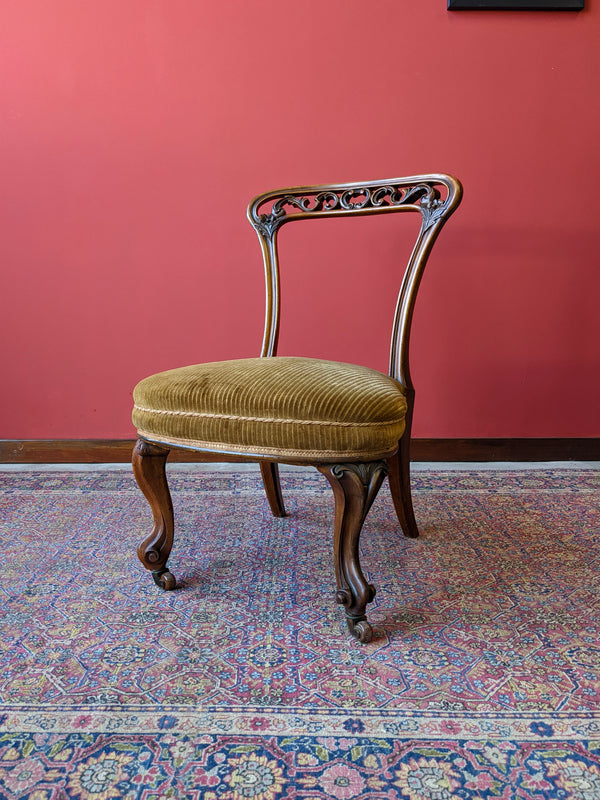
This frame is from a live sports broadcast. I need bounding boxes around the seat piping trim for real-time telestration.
[136,430,399,461]
[133,404,404,428]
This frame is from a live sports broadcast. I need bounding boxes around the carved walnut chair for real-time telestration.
[131,174,462,643]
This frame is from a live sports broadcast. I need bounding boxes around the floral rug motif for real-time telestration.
[0,467,598,798]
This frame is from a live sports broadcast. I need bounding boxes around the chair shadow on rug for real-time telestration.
[131,174,462,643]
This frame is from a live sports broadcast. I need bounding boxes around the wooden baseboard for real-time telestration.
[0,438,598,463]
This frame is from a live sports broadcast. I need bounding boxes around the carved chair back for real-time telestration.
[248,175,462,398]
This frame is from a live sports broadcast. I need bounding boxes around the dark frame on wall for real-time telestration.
[448,0,583,8]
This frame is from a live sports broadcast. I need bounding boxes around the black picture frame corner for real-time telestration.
[448,0,583,9]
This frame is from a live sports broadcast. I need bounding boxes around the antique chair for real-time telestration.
[131,174,462,643]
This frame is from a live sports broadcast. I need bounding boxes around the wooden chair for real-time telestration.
[131,174,462,642]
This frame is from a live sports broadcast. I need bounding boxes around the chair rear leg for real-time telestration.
[260,461,287,517]
[387,427,419,539]
[318,461,388,643]
[132,438,177,590]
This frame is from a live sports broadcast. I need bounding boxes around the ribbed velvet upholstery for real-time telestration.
[132,356,407,462]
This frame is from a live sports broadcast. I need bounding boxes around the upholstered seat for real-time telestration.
[133,357,407,462]
[131,175,462,642]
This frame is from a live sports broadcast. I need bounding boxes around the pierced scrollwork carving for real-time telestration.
[273,191,340,215]
[251,182,447,238]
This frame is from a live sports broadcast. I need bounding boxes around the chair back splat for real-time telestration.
[132,174,463,643]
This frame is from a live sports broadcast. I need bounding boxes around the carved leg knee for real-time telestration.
[318,461,388,643]
[132,438,176,590]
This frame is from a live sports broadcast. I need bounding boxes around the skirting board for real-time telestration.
[0,439,598,463]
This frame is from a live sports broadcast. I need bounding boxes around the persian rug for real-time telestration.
[0,467,599,799]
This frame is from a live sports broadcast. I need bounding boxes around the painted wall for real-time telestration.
[1,1,598,439]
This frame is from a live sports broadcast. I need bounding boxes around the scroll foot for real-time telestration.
[347,618,373,644]
[152,567,177,591]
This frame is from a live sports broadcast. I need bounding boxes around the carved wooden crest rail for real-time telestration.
[250,180,450,239]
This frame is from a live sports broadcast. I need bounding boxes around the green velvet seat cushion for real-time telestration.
[132,356,407,462]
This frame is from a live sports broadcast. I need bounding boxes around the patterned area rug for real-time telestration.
[0,467,599,799]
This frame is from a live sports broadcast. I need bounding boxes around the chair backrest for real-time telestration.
[247,174,462,397]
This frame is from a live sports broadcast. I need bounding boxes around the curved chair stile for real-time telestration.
[131,174,463,643]
[247,175,463,541]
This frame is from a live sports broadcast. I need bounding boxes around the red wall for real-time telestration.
[1,1,598,439]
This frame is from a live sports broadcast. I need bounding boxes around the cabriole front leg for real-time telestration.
[132,438,176,590]
[318,461,388,643]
